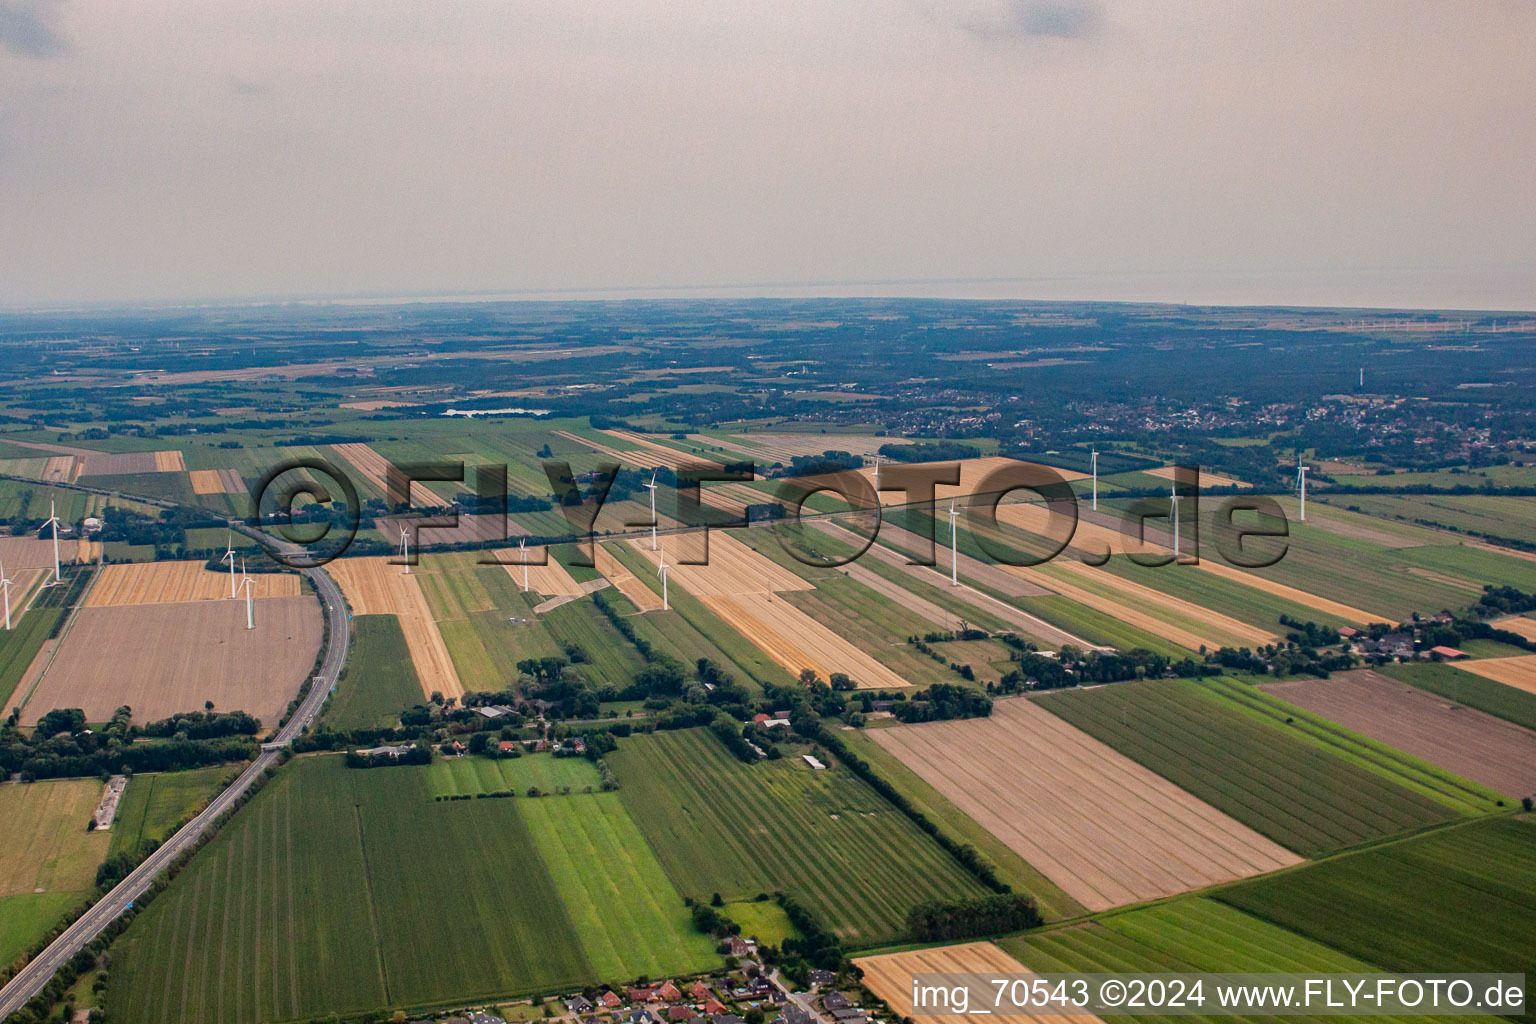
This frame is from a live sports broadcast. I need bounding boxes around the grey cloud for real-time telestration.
[0,0,68,59]
[964,0,1102,41]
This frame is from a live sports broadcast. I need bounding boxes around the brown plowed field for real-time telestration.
[41,456,77,483]
[870,697,1301,911]
[595,544,663,611]
[13,597,322,726]
[1454,655,1536,695]
[1262,670,1536,798]
[84,562,301,607]
[702,591,909,689]
[626,531,811,597]
[330,443,395,496]
[325,557,462,698]
[0,538,63,571]
[856,942,1101,1024]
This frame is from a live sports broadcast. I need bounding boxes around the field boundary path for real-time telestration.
[0,559,349,1022]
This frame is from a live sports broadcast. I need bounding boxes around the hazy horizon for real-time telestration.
[3,0,1533,311]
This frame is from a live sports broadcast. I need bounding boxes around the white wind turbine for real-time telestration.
[872,454,882,492]
[657,541,670,611]
[45,500,61,585]
[399,528,411,575]
[643,470,659,551]
[1,558,13,631]
[519,538,529,592]
[1296,455,1308,522]
[239,558,254,630]
[222,531,237,597]
[1090,449,1098,511]
[1170,479,1181,560]
[947,501,959,586]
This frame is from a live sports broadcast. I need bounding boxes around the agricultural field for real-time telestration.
[836,727,1084,921]
[0,607,61,710]
[724,899,800,947]
[868,697,1300,912]
[1004,898,1498,1024]
[781,576,964,684]
[107,768,232,859]
[324,615,425,731]
[0,777,113,965]
[1451,653,1536,695]
[608,727,990,946]
[856,942,1101,1024]
[1261,671,1536,799]
[1217,817,1536,1014]
[109,755,716,1023]
[9,596,322,726]
[1328,493,1536,551]
[426,754,601,797]
[1380,662,1536,732]
[326,555,463,698]
[83,560,303,607]
[1035,678,1463,857]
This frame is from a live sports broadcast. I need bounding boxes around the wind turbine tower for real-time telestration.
[1170,480,1181,560]
[240,559,254,630]
[948,501,959,586]
[657,542,670,611]
[45,501,61,586]
[1090,449,1098,510]
[400,530,411,575]
[644,470,659,551]
[222,532,237,597]
[872,454,882,493]
[519,538,529,592]
[1297,458,1308,522]
[1,559,13,631]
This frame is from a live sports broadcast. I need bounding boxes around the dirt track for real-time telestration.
[11,597,322,726]
[856,942,1101,1024]
[870,697,1300,911]
[1262,670,1536,798]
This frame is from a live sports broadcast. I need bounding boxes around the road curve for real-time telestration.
[0,565,349,1022]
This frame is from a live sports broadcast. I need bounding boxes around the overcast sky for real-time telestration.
[1,0,1533,310]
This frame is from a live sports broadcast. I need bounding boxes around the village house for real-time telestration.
[690,982,714,1002]
[808,970,836,988]
[601,991,624,1008]
[656,981,683,1002]
[567,996,594,1014]
[726,935,757,957]
[821,993,852,1012]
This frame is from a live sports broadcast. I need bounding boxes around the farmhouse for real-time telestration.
[726,935,757,956]
[1430,645,1468,660]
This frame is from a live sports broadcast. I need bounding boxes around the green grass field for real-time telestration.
[0,607,60,710]
[0,891,88,967]
[110,755,715,1023]
[1380,662,1536,732]
[1035,679,1462,857]
[1003,897,1497,1024]
[725,899,801,947]
[836,728,1084,921]
[1217,817,1536,1020]
[325,615,426,730]
[426,754,601,796]
[108,768,231,859]
[608,727,990,947]
[0,777,113,966]
[783,578,957,684]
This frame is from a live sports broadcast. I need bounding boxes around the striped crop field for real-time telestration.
[323,615,425,731]
[1217,817,1536,1020]
[607,727,990,947]
[1035,678,1463,857]
[110,755,715,1023]
[1004,898,1497,1024]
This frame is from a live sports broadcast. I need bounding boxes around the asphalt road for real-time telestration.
[0,564,349,1021]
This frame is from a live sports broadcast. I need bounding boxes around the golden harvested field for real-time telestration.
[1262,670,1536,798]
[330,442,395,496]
[153,450,186,472]
[12,597,322,726]
[0,778,112,898]
[325,557,462,698]
[596,543,662,611]
[626,530,811,597]
[84,561,302,607]
[500,547,584,597]
[0,538,63,571]
[1454,655,1536,695]
[856,943,1101,1024]
[871,697,1300,911]
[1493,616,1536,643]
[1014,561,1276,651]
[41,456,78,483]
[702,591,909,689]
[601,428,724,469]
[75,540,101,564]
[1145,465,1243,489]
[188,468,245,495]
